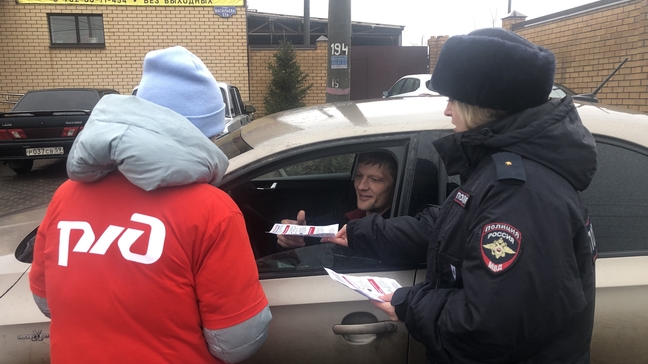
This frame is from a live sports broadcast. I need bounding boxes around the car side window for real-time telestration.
[258,155,355,179]
[549,87,567,99]
[229,86,243,116]
[219,88,232,118]
[402,78,420,94]
[388,79,407,96]
[401,130,451,217]
[228,153,359,260]
[226,148,411,276]
[580,140,648,256]
[406,132,441,215]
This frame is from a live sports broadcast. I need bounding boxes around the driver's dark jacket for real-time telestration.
[388,97,598,364]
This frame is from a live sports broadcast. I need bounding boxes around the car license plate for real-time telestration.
[25,147,64,156]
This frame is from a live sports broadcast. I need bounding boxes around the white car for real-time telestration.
[217,82,256,136]
[382,74,440,98]
[1,96,647,363]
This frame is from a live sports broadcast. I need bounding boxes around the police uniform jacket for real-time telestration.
[345,204,439,265]
[391,97,598,364]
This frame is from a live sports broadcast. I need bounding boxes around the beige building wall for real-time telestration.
[0,2,250,112]
[248,39,328,118]
[428,0,648,112]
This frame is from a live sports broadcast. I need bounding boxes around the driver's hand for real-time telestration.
[277,210,306,248]
[321,224,348,247]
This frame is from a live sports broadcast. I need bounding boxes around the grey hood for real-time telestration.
[67,94,229,191]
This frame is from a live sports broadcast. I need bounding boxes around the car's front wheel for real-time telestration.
[9,160,34,174]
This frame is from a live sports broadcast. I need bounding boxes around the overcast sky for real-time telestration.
[245,0,597,45]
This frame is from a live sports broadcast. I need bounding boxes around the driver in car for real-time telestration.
[277,151,396,249]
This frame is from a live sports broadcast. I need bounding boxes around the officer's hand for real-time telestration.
[321,224,348,247]
[277,210,306,248]
[370,293,399,322]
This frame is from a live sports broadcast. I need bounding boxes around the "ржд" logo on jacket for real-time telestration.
[57,213,165,266]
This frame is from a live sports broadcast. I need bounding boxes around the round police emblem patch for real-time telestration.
[480,222,522,274]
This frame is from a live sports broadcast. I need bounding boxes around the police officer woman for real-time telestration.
[371,28,598,364]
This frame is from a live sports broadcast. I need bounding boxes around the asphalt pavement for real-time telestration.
[0,159,68,218]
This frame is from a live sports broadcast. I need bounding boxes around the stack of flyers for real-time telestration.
[324,268,402,302]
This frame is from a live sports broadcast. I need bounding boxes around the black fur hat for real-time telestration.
[431,28,556,112]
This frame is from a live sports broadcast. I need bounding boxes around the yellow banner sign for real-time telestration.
[17,0,243,5]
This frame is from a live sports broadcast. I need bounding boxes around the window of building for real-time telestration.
[48,14,105,47]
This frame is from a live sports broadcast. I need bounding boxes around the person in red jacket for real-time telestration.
[29,46,271,364]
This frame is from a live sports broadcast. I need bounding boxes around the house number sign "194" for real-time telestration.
[330,42,349,69]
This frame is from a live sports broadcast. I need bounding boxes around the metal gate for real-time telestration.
[350,46,429,101]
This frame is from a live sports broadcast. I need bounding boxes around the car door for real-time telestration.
[229,86,253,126]
[221,86,247,133]
[579,136,648,364]
[220,132,445,364]
[219,87,235,133]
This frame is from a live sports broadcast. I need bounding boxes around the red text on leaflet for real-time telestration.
[343,277,357,288]
[368,279,385,294]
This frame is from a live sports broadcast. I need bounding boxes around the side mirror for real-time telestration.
[15,227,38,264]
[244,104,257,114]
[382,91,389,98]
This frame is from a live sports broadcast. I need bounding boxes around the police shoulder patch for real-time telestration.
[480,222,522,274]
[453,189,470,207]
[491,152,526,182]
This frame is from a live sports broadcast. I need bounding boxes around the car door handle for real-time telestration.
[332,321,398,335]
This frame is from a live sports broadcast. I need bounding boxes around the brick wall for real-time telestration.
[428,0,648,112]
[248,39,328,118]
[511,0,647,111]
[0,2,249,112]
[427,35,448,76]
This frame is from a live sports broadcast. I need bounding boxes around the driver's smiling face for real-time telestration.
[354,162,395,215]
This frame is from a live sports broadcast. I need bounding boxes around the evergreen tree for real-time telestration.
[264,40,313,115]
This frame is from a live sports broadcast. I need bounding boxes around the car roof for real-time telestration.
[24,88,118,93]
[221,97,449,175]
[397,74,432,81]
[575,101,648,145]
[222,97,648,175]
[240,96,451,147]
